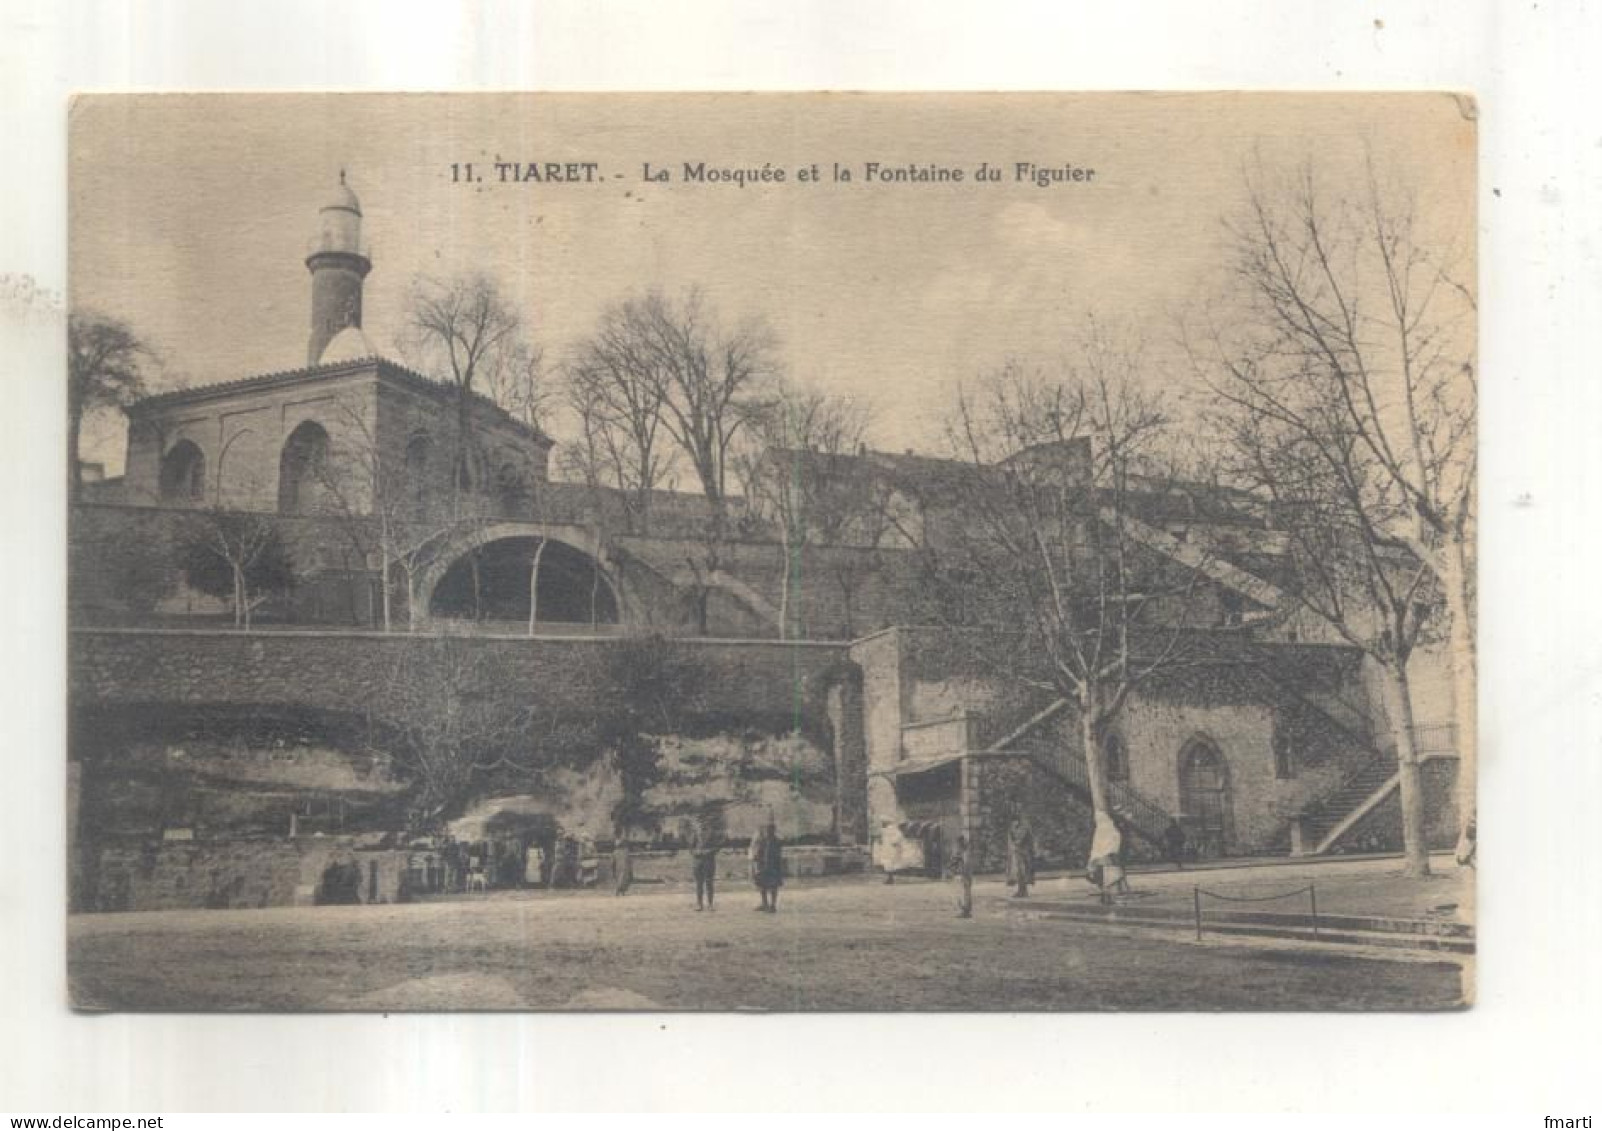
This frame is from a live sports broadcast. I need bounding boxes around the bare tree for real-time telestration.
[566,287,777,506]
[1212,368,1442,874]
[566,287,777,633]
[371,638,547,830]
[178,509,295,630]
[482,339,551,434]
[562,300,675,527]
[403,273,524,507]
[739,382,875,638]
[1197,157,1476,859]
[931,337,1220,833]
[639,288,777,506]
[311,397,481,633]
[68,310,152,498]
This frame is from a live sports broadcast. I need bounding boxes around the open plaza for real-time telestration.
[68,854,1470,1012]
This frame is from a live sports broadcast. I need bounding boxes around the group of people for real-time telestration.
[605,815,787,913]
[944,811,1136,917]
[404,835,537,896]
[524,835,601,890]
[686,816,785,913]
[943,815,1037,919]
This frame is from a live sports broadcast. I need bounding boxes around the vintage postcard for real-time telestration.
[65,92,1476,1011]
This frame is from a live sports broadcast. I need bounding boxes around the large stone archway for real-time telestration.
[410,521,633,630]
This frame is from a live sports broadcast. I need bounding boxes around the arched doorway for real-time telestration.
[403,433,432,518]
[159,440,206,503]
[1178,738,1232,859]
[278,421,331,514]
[428,536,620,627]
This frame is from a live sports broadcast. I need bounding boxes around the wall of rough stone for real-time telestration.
[71,504,388,625]
[70,628,845,730]
[87,838,411,912]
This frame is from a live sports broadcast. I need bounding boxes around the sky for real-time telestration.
[68,92,1475,473]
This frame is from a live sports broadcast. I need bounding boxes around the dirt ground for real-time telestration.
[68,871,1469,1012]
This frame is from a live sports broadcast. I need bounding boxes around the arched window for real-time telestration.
[278,421,331,514]
[404,433,432,517]
[1178,738,1232,859]
[1103,733,1129,783]
[496,463,531,517]
[159,440,206,503]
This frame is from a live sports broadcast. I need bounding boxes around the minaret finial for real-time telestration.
[339,167,347,186]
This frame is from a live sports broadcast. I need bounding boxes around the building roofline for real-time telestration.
[130,358,551,444]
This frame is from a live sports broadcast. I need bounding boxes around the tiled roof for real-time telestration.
[131,356,550,443]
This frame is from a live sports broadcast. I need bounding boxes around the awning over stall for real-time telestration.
[869,752,969,780]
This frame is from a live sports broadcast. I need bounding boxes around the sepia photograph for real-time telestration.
[62,92,1477,1012]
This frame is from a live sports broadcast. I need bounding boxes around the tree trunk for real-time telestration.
[1383,662,1432,877]
[777,531,793,641]
[232,566,245,629]
[379,543,393,634]
[1444,536,1476,836]
[1078,689,1112,823]
[527,538,547,635]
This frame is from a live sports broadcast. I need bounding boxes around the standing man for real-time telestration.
[612,830,633,896]
[690,817,718,911]
[1006,815,1035,899]
[749,815,785,913]
[948,833,974,919]
[1162,818,1189,872]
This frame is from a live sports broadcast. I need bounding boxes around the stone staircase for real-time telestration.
[1251,664,1416,857]
[1296,755,1401,854]
[1298,741,1461,856]
[984,699,1178,855]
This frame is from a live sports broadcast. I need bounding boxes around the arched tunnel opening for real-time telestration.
[428,536,620,626]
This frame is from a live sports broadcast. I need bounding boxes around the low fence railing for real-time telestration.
[1193,883,1319,940]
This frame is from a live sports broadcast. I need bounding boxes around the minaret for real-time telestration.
[304,170,372,367]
